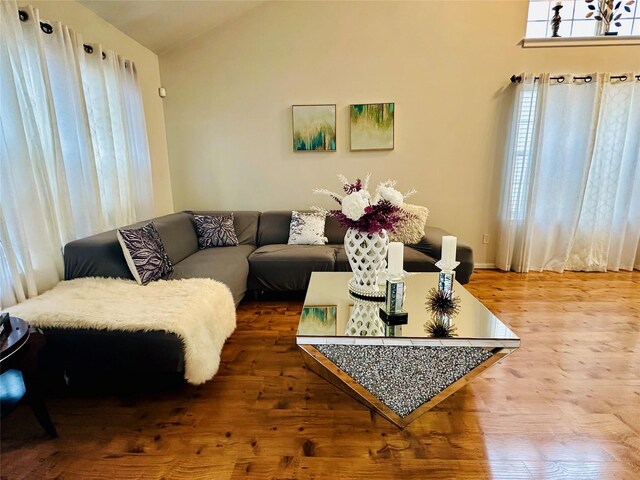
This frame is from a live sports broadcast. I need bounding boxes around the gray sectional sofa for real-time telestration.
[45,210,473,384]
[64,210,474,306]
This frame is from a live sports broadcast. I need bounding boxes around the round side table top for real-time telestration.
[0,317,30,363]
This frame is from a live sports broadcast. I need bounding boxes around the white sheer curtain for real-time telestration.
[497,72,640,273]
[0,2,154,308]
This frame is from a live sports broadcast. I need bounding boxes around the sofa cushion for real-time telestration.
[150,212,199,265]
[117,222,173,285]
[188,211,260,246]
[288,211,328,245]
[194,213,239,248]
[248,244,336,291]
[165,245,255,307]
[335,245,439,273]
[389,204,430,244]
[257,211,293,246]
[325,215,347,244]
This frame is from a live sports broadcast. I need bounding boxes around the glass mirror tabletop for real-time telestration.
[297,272,520,348]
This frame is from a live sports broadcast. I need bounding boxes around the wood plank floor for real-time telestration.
[1,270,639,479]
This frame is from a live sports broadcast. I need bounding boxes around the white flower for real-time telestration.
[376,185,404,207]
[342,191,369,220]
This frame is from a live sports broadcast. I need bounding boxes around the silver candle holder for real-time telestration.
[379,270,409,331]
[435,260,459,293]
[384,270,407,314]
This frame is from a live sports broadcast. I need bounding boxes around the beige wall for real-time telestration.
[30,0,174,216]
[160,0,639,265]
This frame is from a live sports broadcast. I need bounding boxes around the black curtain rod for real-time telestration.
[17,9,125,64]
[510,74,640,83]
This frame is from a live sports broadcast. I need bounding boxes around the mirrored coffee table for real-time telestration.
[297,272,520,428]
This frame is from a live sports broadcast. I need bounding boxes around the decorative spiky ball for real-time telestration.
[423,316,458,338]
[425,287,461,319]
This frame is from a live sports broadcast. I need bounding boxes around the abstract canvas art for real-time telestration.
[298,306,337,335]
[292,104,336,151]
[350,103,394,151]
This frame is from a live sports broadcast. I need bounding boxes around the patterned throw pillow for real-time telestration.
[117,222,173,285]
[388,204,430,244]
[288,211,328,245]
[194,213,239,249]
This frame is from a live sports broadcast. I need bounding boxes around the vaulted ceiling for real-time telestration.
[79,0,265,54]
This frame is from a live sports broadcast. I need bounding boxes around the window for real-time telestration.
[525,0,640,38]
[0,3,154,308]
[509,85,538,221]
[498,74,640,273]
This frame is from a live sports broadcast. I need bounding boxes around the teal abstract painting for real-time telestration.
[298,306,337,335]
[350,103,394,151]
[292,104,336,151]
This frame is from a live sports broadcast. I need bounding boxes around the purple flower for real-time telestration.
[314,175,415,234]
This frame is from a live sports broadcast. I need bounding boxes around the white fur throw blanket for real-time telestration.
[8,277,236,385]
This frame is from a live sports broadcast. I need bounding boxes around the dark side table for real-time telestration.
[1,316,58,438]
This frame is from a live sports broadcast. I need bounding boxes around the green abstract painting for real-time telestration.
[350,103,394,151]
[298,306,337,335]
[292,104,336,151]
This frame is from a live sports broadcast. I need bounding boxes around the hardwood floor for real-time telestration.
[1,270,639,479]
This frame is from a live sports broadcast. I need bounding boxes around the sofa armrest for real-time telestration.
[64,231,133,281]
[409,226,474,284]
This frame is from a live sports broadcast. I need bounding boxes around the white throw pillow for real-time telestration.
[389,204,430,244]
[288,211,328,245]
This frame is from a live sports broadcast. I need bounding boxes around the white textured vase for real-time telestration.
[345,300,385,336]
[344,228,389,294]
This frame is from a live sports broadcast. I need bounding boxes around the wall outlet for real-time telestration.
[482,234,490,244]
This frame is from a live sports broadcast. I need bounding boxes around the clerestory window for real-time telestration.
[525,0,640,38]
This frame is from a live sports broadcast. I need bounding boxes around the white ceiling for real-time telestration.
[79,0,264,55]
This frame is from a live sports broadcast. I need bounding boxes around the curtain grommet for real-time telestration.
[40,22,53,34]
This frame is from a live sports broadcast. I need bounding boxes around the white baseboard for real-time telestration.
[472,264,639,271]
[474,263,497,269]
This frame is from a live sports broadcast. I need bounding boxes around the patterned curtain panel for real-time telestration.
[0,1,154,308]
[497,72,640,273]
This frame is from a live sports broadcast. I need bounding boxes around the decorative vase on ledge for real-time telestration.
[344,228,389,295]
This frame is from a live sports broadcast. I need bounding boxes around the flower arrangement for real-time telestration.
[313,174,415,235]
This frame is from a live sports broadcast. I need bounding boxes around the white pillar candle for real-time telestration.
[441,236,457,265]
[387,242,404,275]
